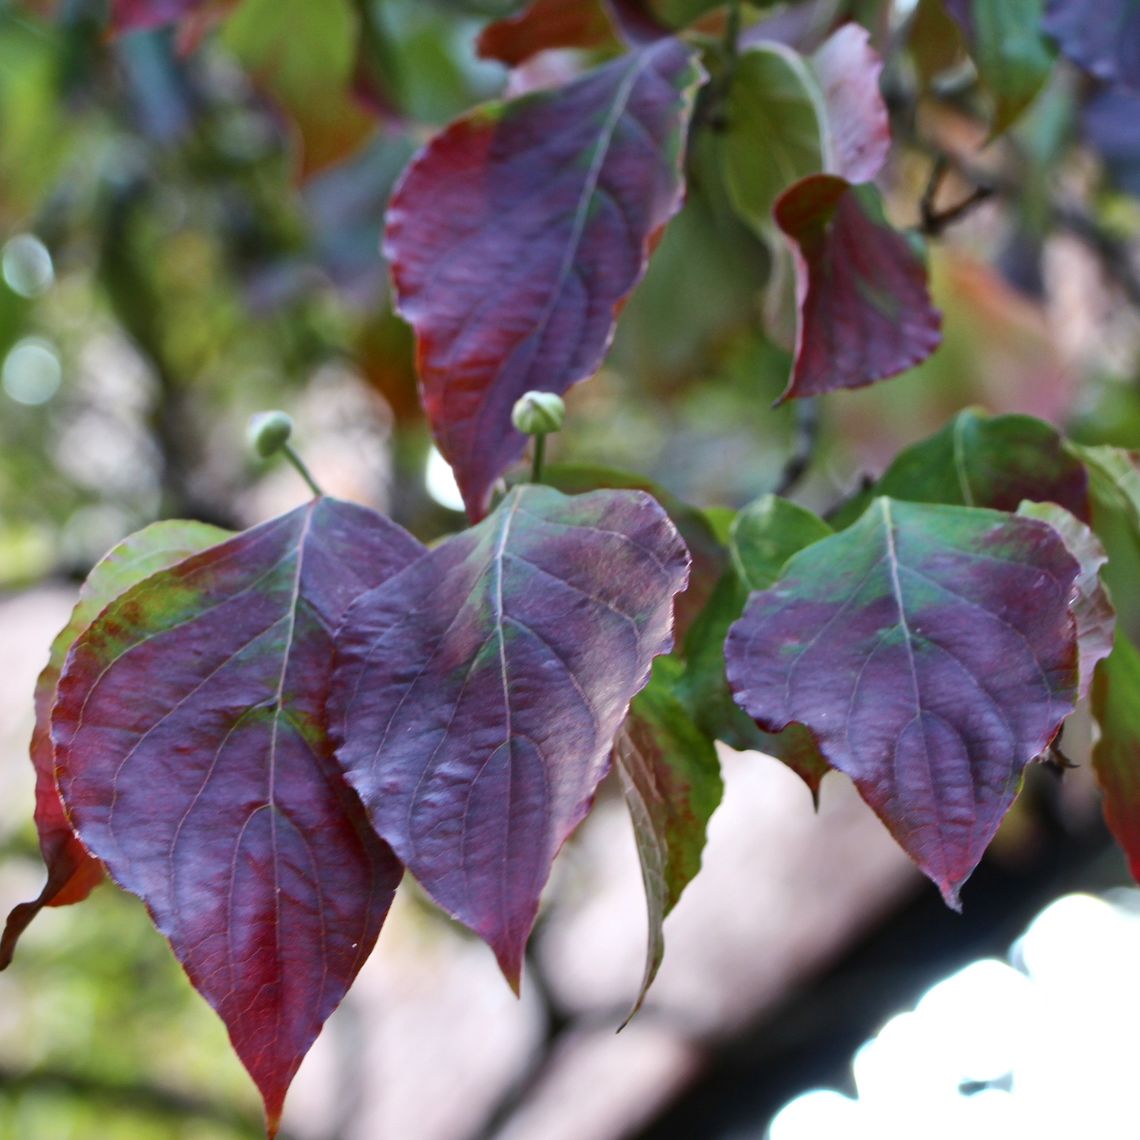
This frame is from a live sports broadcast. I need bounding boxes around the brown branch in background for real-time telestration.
[918,154,996,237]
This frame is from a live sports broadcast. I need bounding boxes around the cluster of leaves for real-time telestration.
[7,0,1140,1136]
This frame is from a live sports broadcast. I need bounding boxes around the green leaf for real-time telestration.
[721,44,825,236]
[832,409,1091,528]
[944,0,1056,134]
[1093,633,1140,885]
[615,660,722,1021]
[731,492,832,590]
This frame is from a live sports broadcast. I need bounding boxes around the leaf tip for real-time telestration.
[939,880,965,913]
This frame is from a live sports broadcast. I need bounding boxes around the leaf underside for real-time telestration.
[331,484,690,989]
[384,38,705,518]
[726,497,1079,906]
[53,499,423,1135]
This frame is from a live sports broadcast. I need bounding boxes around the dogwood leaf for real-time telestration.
[53,499,423,1137]
[726,498,1079,906]
[384,39,704,518]
[331,485,689,989]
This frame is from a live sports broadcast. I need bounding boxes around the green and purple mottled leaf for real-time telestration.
[1092,633,1140,884]
[331,485,689,989]
[615,659,722,1021]
[384,39,705,518]
[774,174,942,401]
[1,521,232,972]
[942,0,1055,133]
[1017,501,1114,698]
[1043,0,1140,91]
[53,499,423,1137]
[726,498,1080,906]
[831,409,1091,527]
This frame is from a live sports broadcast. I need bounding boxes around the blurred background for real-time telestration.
[2,0,1140,1136]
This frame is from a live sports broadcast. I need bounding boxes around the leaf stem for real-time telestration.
[282,443,324,498]
[531,434,546,484]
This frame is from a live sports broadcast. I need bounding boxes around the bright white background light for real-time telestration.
[2,337,62,405]
[767,890,1140,1140]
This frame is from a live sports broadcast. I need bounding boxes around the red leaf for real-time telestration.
[476,0,618,66]
[1093,634,1140,884]
[774,174,942,400]
[331,485,689,989]
[52,499,423,1135]
[726,498,1079,906]
[384,39,705,518]
[1,520,232,971]
[1043,0,1140,92]
[812,23,890,182]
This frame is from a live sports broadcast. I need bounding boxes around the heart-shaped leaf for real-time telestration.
[384,39,705,518]
[774,174,942,400]
[1093,633,1140,883]
[1017,501,1114,699]
[1042,0,1140,91]
[615,659,722,1021]
[726,498,1080,905]
[331,484,689,988]
[831,408,1092,527]
[942,0,1055,133]
[1,520,232,971]
[53,499,423,1137]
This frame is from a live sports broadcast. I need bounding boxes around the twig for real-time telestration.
[918,155,996,237]
[773,398,821,498]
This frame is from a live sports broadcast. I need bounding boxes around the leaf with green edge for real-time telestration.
[615,657,722,1022]
[1042,0,1140,92]
[1017,501,1114,699]
[384,38,705,519]
[676,496,832,797]
[831,409,1092,528]
[721,43,826,236]
[942,0,1055,134]
[331,484,689,989]
[1093,633,1140,883]
[774,174,942,401]
[1,520,232,972]
[810,22,890,183]
[53,499,423,1137]
[726,497,1080,906]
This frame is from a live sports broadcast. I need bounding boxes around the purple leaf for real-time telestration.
[1043,0,1140,91]
[774,174,942,400]
[476,0,618,66]
[615,661,722,1020]
[384,39,705,518]
[812,23,890,182]
[110,0,206,34]
[331,485,690,988]
[726,498,1079,906]
[1,520,232,971]
[53,499,423,1136]
[1083,87,1140,196]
